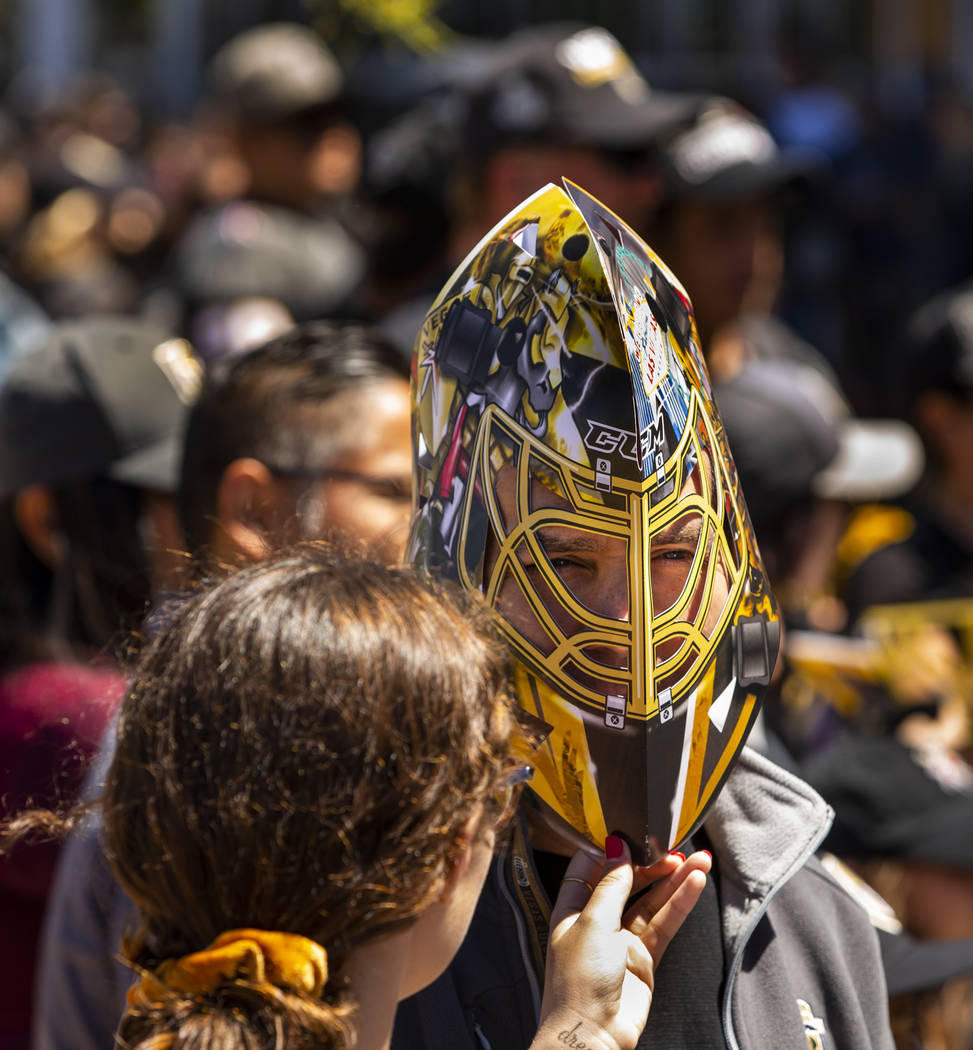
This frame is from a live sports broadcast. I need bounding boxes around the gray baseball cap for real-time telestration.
[716,358,923,530]
[207,22,344,125]
[0,316,202,498]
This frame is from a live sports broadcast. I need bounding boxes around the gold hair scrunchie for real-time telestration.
[127,929,328,1005]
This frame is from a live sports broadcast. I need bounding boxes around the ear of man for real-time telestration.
[215,458,299,564]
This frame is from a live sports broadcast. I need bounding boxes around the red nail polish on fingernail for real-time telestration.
[668,850,685,862]
[606,834,624,859]
[702,850,712,859]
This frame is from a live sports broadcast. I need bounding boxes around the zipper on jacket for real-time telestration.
[720,817,833,1050]
[495,818,549,1019]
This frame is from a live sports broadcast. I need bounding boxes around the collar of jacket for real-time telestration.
[706,746,834,930]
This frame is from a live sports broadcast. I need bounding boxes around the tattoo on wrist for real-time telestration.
[557,1021,595,1048]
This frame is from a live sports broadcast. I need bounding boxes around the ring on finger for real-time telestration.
[562,876,595,892]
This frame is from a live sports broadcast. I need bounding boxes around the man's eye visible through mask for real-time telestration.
[519,553,587,576]
[548,556,586,571]
[654,547,695,561]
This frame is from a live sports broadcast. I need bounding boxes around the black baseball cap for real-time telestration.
[804,733,973,869]
[896,282,973,417]
[0,316,201,498]
[462,23,701,155]
[207,22,344,126]
[716,358,923,529]
[878,928,973,996]
[819,852,973,995]
[658,96,816,200]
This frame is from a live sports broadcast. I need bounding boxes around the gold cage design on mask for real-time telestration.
[455,388,749,724]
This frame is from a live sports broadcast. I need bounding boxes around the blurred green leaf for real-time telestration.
[305,0,453,57]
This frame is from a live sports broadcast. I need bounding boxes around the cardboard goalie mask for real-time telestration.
[408,180,780,863]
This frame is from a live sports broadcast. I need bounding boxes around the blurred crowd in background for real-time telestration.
[2,4,973,1050]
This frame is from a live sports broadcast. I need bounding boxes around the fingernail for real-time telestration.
[701,850,712,859]
[605,834,624,859]
[668,850,686,861]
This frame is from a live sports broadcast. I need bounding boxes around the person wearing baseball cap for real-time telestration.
[642,96,819,377]
[841,283,973,621]
[0,315,201,637]
[716,359,971,1045]
[170,23,365,357]
[450,23,700,253]
[361,22,701,357]
[715,356,923,628]
[712,355,925,780]
[0,315,200,1046]
[640,99,901,629]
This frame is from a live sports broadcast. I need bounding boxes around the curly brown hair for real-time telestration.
[103,542,516,1049]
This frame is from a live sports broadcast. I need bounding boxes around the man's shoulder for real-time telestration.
[780,850,879,924]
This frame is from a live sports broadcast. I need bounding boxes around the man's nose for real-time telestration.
[577,569,630,670]
[587,571,630,622]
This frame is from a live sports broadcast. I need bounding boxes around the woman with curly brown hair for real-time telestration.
[95,542,520,1050]
[10,542,708,1050]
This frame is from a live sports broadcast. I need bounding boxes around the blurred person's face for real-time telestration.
[456,143,660,261]
[240,118,361,209]
[292,378,413,562]
[771,497,850,632]
[307,121,362,198]
[0,155,30,240]
[15,482,185,598]
[240,126,315,207]
[659,194,779,348]
[915,389,973,501]
[902,863,973,940]
[85,88,141,149]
